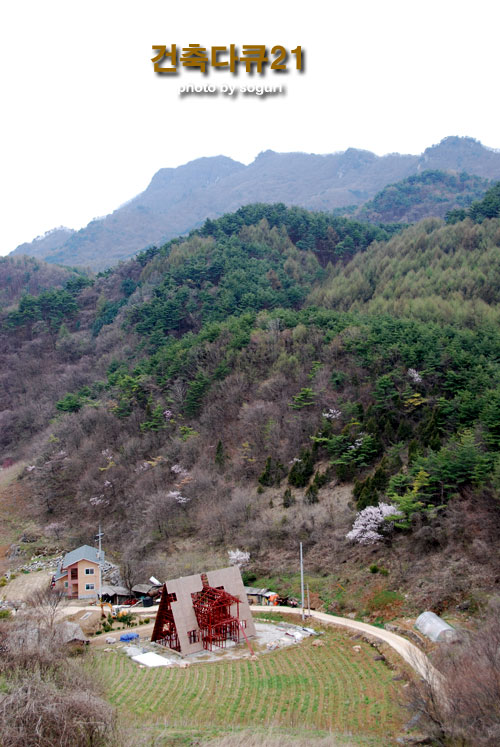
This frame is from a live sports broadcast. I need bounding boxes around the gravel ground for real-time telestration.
[94,621,316,666]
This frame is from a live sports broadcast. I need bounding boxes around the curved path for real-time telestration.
[250,605,442,688]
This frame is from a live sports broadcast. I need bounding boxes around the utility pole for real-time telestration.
[95,525,104,601]
[300,541,304,623]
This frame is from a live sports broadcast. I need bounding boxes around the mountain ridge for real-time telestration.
[11,136,500,270]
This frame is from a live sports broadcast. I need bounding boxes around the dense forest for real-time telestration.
[2,184,500,613]
[337,170,490,224]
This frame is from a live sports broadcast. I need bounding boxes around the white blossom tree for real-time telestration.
[408,368,423,384]
[228,549,250,568]
[346,502,403,545]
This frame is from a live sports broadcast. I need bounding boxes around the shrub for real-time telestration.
[56,393,82,413]
[290,387,316,409]
[258,456,286,487]
[0,670,117,747]
[305,483,319,504]
[241,571,257,585]
[288,449,314,487]
[330,370,346,390]
[117,612,134,627]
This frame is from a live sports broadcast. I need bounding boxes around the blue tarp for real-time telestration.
[120,632,140,641]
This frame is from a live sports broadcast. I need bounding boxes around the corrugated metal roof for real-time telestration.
[244,587,270,596]
[101,584,130,597]
[62,544,103,568]
[132,584,153,594]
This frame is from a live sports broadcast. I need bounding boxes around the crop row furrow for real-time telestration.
[91,627,405,739]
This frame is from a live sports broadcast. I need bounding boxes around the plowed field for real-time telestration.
[92,627,405,744]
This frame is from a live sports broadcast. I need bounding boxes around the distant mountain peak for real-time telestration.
[147,154,244,191]
[255,149,277,159]
[424,136,486,156]
[11,137,500,270]
[33,226,74,242]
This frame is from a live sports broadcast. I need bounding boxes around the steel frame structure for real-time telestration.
[151,581,243,652]
[191,584,241,651]
[151,591,181,651]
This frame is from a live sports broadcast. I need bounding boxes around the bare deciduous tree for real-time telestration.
[0,671,118,747]
[29,586,68,631]
[0,608,119,747]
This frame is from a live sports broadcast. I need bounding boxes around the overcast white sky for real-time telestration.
[1,0,499,254]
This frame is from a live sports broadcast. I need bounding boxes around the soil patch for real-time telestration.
[1,569,52,603]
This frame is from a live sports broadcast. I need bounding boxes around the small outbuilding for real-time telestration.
[244,587,271,605]
[100,584,131,605]
[132,584,152,598]
[243,587,281,605]
[59,621,90,646]
[415,611,459,642]
[132,583,162,603]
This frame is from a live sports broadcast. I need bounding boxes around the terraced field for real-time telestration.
[92,626,406,744]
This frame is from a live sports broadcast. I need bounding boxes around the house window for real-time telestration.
[70,568,78,580]
[85,583,95,591]
[188,629,199,644]
[85,568,95,575]
[64,581,68,588]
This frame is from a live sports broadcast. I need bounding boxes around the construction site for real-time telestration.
[151,566,256,655]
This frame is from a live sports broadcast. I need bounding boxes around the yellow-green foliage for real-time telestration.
[310,217,500,325]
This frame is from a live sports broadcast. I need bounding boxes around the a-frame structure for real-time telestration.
[151,566,256,655]
[151,589,180,651]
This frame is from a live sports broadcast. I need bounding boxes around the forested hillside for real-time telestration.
[0,256,87,310]
[338,170,490,224]
[2,187,500,614]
